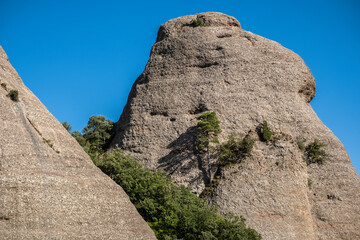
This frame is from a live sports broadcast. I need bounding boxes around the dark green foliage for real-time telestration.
[82,115,114,156]
[71,130,87,146]
[96,149,261,240]
[1,82,7,89]
[61,121,72,132]
[191,17,205,27]
[70,114,261,239]
[197,112,221,134]
[7,89,18,101]
[297,138,306,152]
[196,112,221,151]
[68,115,114,160]
[200,175,221,198]
[219,135,255,167]
[305,139,327,165]
[261,121,272,141]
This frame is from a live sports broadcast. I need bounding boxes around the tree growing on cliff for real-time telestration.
[261,120,272,141]
[196,111,221,151]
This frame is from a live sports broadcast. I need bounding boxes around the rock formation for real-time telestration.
[109,12,360,239]
[0,46,155,239]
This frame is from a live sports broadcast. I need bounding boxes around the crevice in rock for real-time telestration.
[243,35,257,46]
[197,154,211,188]
[327,194,341,201]
[0,216,10,221]
[26,117,60,154]
[217,33,233,38]
[189,103,208,115]
[190,62,219,68]
[135,74,149,85]
[150,110,169,117]
[298,82,316,103]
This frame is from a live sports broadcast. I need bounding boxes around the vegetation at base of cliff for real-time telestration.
[196,111,221,151]
[62,115,114,160]
[260,121,272,141]
[96,149,261,240]
[219,135,255,167]
[191,17,205,27]
[68,115,261,240]
[62,121,72,132]
[7,89,19,101]
[304,139,327,165]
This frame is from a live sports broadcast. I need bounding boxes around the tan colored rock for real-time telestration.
[0,46,155,239]
[110,12,360,240]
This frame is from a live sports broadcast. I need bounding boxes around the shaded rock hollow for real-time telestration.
[0,46,156,239]
[110,12,360,239]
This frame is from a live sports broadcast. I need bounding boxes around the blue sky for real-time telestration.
[1,0,359,175]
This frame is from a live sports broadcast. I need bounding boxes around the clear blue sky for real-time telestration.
[1,0,359,175]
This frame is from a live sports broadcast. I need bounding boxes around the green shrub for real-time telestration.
[305,139,327,165]
[7,89,19,102]
[297,138,306,152]
[261,121,272,141]
[1,82,7,89]
[96,149,261,240]
[196,112,221,151]
[219,135,255,167]
[191,17,205,27]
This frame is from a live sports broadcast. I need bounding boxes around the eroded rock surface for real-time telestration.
[0,46,155,239]
[110,12,360,239]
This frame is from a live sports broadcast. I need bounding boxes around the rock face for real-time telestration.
[0,46,155,239]
[110,12,360,240]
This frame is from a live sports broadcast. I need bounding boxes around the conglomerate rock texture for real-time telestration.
[0,46,155,239]
[110,12,360,240]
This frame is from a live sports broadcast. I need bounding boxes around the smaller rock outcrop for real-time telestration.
[0,46,156,239]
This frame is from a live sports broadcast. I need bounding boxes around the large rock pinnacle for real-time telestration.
[110,12,360,239]
[0,46,156,239]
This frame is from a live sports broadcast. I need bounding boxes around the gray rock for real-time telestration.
[110,12,360,239]
[0,46,156,239]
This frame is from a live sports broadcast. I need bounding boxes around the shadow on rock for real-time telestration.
[158,126,212,187]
